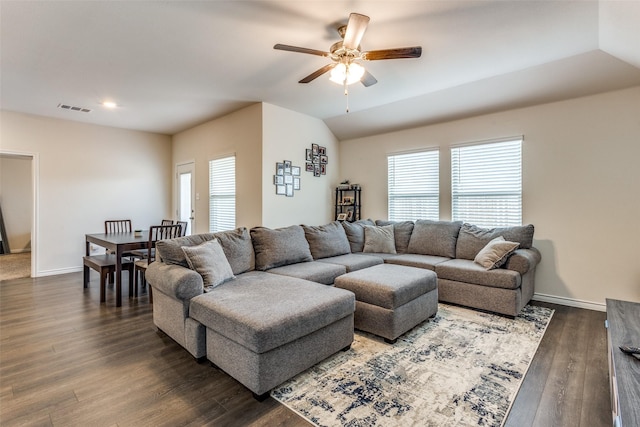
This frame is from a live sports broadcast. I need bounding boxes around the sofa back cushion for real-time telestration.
[407,220,462,258]
[251,225,313,270]
[155,227,254,275]
[341,219,375,252]
[375,220,414,254]
[303,221,351,259]
[456,223,535,260]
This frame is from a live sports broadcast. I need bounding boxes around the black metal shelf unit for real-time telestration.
[334,187,361,222]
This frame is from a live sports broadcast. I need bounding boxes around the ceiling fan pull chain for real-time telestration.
[344,79,350,113]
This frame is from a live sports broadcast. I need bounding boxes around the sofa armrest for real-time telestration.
[503,247,541,275]
[146,261,204,301]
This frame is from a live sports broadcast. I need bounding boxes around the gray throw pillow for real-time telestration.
[363,225,397,254]
[181,239,235,291]
[251,225,313,270]
[303,221,351,259]
[407,220,462,258]
[341,219,375,253]
[375,220,414,254]
[474,236,520,270]
[456,223,535,260]
[156,233,216,267]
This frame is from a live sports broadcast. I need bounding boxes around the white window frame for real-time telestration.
[451,137,523,227]
[388,149,439,221]
[209,155,236,233]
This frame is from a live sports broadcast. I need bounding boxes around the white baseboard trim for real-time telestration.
[37,266,82,277]
[532,293,606,312]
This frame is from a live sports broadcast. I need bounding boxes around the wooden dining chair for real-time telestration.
[134,224,183,301]
[177,221,188,236]
[161,219,174,225]
[105,219,132,234]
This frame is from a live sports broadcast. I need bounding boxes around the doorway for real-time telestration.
[0,151,37,278]
[176,162,195,235]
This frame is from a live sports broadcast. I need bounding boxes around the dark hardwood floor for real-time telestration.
[1,272,611,426]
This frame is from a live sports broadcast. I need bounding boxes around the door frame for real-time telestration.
[0,149,39,278]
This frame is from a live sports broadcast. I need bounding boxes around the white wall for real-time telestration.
[339,86,640,307]
[0,110,172,276]
[0,156,32,252]
[261,103,340,228]
[172,104,263,232]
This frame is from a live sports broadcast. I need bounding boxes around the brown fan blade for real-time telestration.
[342,13,370,50]
[362,47,422,61]
[360,70,377,87]
[299,63,337,83]
[274,44,330,57]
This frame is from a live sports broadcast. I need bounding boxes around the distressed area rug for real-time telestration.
[271,304,553,427]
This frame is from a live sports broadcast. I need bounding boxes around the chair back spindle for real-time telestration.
[105,220,132,234]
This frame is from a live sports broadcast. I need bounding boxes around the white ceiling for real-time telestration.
[1,1,639,140]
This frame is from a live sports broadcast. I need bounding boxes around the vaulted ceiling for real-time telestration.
[1,1,639,140]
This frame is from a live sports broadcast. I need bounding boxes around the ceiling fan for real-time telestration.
[274,12,422,88]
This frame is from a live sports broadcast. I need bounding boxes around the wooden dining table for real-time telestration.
[85,231,148,307]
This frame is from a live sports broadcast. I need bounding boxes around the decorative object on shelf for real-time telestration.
[305,143,327,177]
[274,160,301,197]
[335,185,361,222]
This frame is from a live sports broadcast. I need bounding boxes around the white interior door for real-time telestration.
[176,162,195,235]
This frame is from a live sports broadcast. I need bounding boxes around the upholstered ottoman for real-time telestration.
[334,264,438,343]
[189,271,355,400]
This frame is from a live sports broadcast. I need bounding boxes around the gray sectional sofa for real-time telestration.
[146,219,540,399]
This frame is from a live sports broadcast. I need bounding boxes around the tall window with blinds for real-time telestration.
[451,137,522,227]
[388,150,439,221]
[209,155,236,233]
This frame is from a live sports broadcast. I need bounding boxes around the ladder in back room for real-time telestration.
[0,202,10,254]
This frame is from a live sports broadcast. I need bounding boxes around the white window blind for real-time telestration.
[388,150,439,221]
[209,155,235,233]
[451,138,522,227]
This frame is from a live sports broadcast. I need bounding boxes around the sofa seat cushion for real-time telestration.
[435,259,521,290]
[317,253,384,272]
[267,261,346,285]
[334,264,437,310]
[385,253,451,271]
[189,271,355,354]
[303,221,351,259]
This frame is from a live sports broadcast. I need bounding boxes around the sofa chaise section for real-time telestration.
[189,271,355,399]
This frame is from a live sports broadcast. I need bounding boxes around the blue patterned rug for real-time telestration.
[271,304,553,427]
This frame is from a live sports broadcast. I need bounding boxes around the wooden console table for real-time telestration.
[605,299,640,427]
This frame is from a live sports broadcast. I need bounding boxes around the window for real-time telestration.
[388,150,439,221]
[451,137,522,227]
[209,155,235,232]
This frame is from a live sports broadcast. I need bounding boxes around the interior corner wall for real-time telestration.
[261,103,339,228]
[339,86,640,307]
[171,103,263,232]
[0,110,172,276]
[0,156,32,252]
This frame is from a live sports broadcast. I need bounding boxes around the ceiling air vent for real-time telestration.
[57,103,92,113]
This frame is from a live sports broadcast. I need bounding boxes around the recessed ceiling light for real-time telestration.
[102,101,117,109]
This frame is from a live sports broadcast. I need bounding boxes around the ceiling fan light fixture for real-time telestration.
[329,62,365,85]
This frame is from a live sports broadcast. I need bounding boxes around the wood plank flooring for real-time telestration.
[1,272,611,426]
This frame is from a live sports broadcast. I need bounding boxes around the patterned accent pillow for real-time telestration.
[363,225,397,254]
[181,239,235,290]
[303,221,351,259]
[251,225,313,271]
[474,236,520,270]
